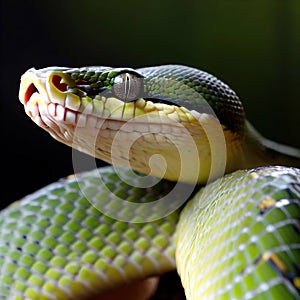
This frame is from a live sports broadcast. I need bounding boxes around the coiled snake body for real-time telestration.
[1,65,300,299]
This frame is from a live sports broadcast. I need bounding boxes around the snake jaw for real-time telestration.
[20,68,201,130]
[19,68,79,130]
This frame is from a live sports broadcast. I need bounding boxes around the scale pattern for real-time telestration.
[177,166,300,299]
[5,64,300,299]
[0,167,180,300]
[139,64,244,133]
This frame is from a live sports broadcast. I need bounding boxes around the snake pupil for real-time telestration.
[112,72,143,102]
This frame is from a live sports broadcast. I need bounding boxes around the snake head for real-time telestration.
[19,65,244,183]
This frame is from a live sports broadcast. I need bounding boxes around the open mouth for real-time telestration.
[24,74,69,104]
[21,73,76,128]
[24,83,39,104]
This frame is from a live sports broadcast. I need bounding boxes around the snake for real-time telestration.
[0,64,300,299]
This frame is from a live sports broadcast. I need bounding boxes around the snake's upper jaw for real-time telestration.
[19,67,75,128]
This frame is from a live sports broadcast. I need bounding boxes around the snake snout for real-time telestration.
[19,70,46,106]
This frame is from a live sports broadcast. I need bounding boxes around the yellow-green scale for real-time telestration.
[0,166,180,299]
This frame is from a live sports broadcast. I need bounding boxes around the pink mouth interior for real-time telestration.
[24,75,68,105]
[24,83,38,104]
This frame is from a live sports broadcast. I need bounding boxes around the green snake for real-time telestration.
[1,64,300,299]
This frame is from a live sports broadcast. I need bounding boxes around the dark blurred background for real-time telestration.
[1,0,300,208]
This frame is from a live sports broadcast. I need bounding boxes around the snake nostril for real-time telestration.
[52,75,67,92]
[24,83,38,104]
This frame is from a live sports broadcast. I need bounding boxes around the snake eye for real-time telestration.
[112,72,143,102]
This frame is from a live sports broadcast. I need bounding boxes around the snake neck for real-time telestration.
[232,121,300,170]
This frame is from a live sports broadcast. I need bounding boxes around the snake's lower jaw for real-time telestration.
[68,116,230,184]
